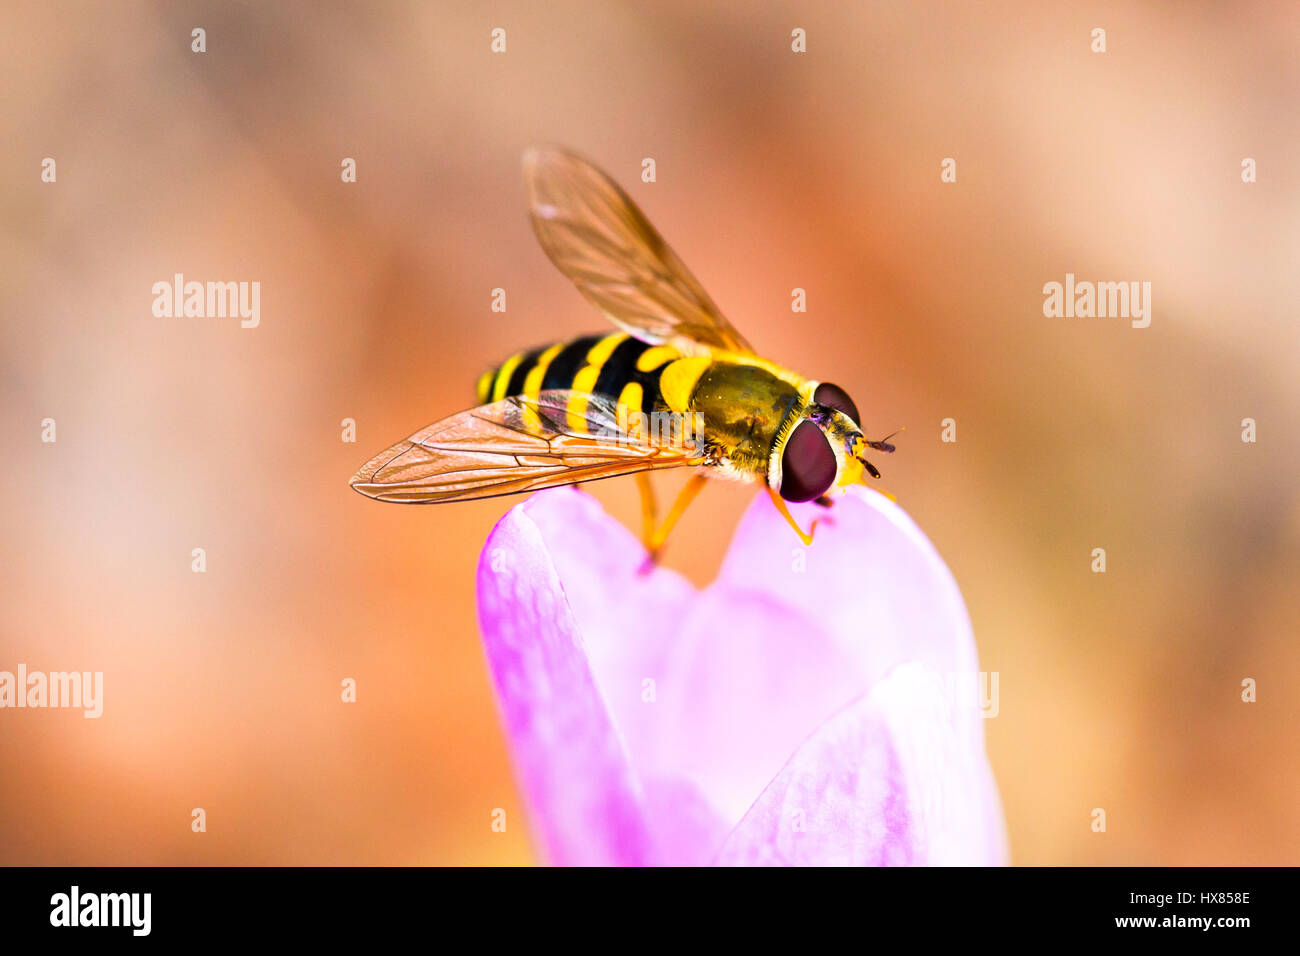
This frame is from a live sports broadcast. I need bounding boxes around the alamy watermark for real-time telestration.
[589,404,706,454]
[50,886,150,936]
[942,670,999,719]
[1043,273,1151,328]
[0,665,103,718]
[151,273,260,328]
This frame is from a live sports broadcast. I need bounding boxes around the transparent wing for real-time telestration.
[349,390,707,503]
[524,146,755,355]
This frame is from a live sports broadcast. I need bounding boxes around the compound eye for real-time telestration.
[780,421,837,502]
[813,382,860,425]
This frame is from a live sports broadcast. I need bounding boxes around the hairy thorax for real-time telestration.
[688,360,806,481]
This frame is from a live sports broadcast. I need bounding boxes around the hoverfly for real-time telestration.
[350,147,897,560]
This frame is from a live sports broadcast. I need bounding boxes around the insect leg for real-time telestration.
[639,472,708,570]
[765,484,817,546]
[636,473,658,549]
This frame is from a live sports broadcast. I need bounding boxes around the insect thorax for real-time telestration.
[689,362,804,480]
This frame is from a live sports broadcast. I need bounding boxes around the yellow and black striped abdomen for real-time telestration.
[476,332,688,421]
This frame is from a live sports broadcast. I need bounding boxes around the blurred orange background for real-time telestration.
[2,1,1297,865]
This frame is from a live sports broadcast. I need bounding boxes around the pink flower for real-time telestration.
[475,485,1007,866]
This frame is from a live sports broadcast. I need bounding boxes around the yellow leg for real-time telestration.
[640,472,708,568]
[765,484,816,546]
[636,473,657,548]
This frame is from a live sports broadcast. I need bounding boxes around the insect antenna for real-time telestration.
[853,427,902,480]
[866,427,902,454]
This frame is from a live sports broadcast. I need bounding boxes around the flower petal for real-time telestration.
[716,663,1007,865]
[646,486,998,830]
[516,489,732,863]
[476,499,656,865]
[480,484,1005,866]
[719,486,982,685]
[515,490,864,841]
[517,488,696,751]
